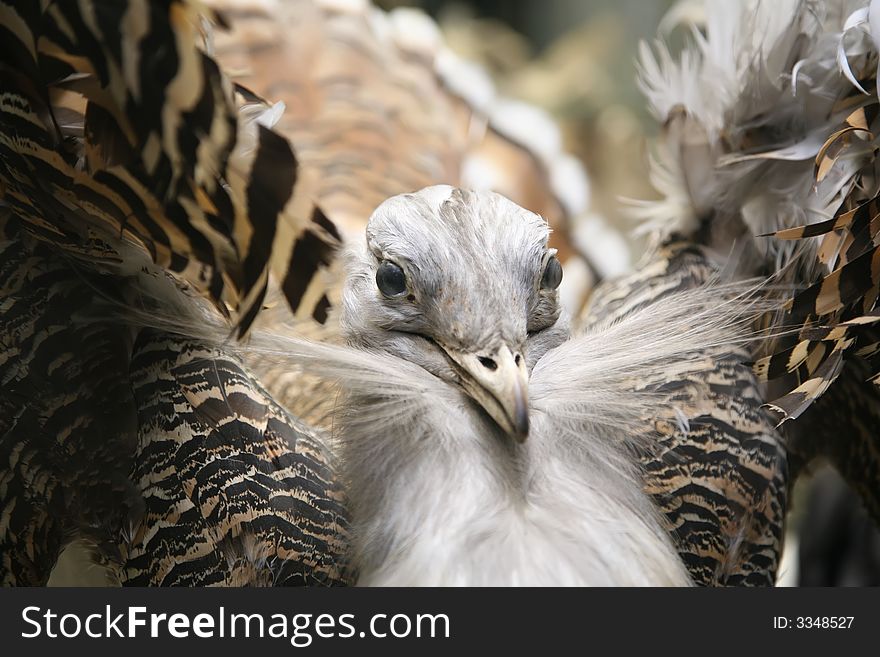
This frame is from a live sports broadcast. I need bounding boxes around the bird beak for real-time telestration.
[442,343,530,442]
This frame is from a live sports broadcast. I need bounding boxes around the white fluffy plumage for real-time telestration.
[635,0,877,277]
[231,278,763,586]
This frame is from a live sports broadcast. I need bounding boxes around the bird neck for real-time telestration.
[338,390,692,586]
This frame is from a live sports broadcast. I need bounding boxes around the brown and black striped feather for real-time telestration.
[0,225,141,585]
[119,331,351,586]
[786,355,880,527]
[755,86,880,421]
[0,220,351,586]
[584,241,788,586]
[0,0,340,336]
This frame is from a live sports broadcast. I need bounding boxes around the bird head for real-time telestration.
[341,185,567,442]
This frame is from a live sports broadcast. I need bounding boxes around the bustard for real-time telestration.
[12,0,880,588]
[0,0,787,588]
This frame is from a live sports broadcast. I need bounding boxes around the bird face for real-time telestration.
[341,185,565,441]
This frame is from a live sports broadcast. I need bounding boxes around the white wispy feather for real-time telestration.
[120,265,774,587]
[635,0,876,278]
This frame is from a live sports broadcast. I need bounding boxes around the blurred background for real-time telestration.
[377,0,673,250]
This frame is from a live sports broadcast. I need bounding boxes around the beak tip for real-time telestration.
[444,343,531,443]
[513,409,530,443]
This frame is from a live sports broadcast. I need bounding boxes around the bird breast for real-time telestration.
[338,387,692,586]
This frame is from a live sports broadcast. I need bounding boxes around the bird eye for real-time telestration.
[541,256,563,290]
[376,260,408,297]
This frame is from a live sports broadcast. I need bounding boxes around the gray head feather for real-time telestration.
[342,186,566,371]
